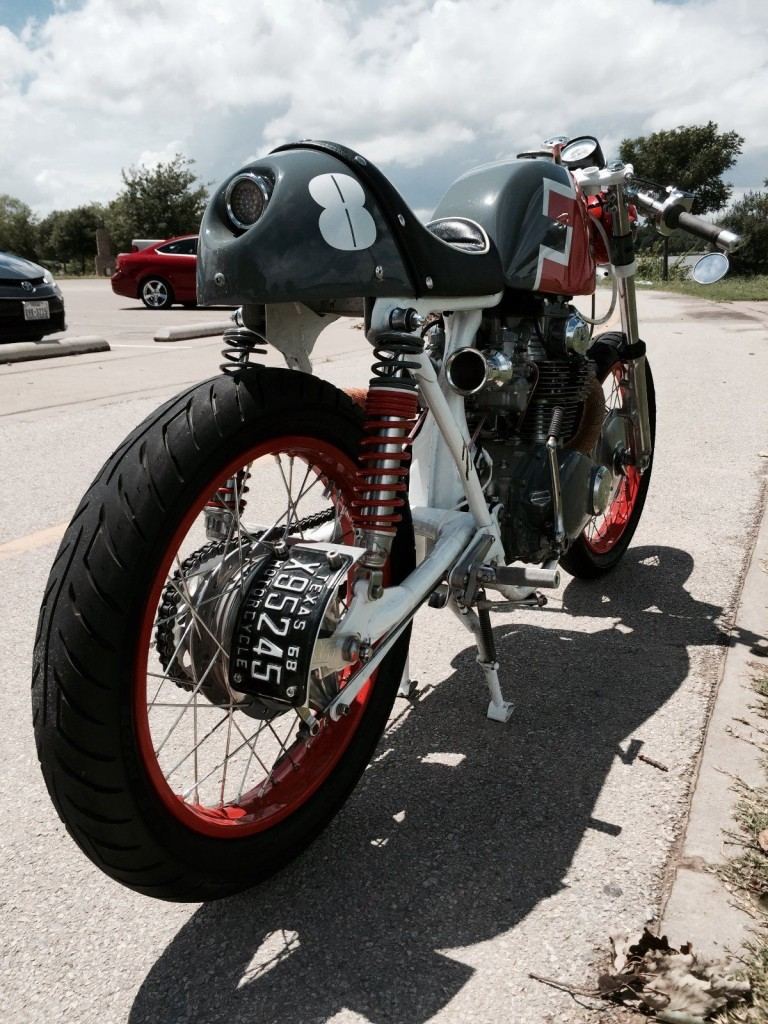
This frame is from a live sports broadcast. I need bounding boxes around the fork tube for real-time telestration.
[612,183,652,471]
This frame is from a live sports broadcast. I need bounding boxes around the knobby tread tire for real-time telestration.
[32,369,414,902]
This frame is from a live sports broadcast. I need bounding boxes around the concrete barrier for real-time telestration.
[0,336,111,364]
[154,321,230,343]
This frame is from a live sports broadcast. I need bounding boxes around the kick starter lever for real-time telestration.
[546,407,566,549]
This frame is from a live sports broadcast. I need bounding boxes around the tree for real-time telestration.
[38,204,105,272]
[721,183,768,276]
[0,194,39,259]
[105,154,208,252]
[619,121,744,214]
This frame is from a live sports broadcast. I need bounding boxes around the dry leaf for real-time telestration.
[601,929,750,1019]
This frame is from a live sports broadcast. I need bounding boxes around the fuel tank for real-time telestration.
[197,141,504,307]
[432,157,596,296]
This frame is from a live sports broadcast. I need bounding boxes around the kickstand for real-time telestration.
[397,655,419,700]
[450,597,513,723]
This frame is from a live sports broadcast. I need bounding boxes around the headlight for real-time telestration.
[42,268,55,285]
[225,173,271,231]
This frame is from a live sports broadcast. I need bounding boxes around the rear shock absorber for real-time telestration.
[352,329,422,571]
[220,308,267,376]
[205,470,250,540]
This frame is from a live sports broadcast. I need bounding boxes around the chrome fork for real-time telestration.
[611,182,653,472]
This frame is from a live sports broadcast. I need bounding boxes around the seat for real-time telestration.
[272,140,505,298]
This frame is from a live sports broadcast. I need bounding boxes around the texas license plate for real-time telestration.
[23,300,50,321]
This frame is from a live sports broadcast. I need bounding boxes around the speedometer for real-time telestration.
[561,136,605,170]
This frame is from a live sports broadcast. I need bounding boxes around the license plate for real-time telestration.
[23,300,50,321]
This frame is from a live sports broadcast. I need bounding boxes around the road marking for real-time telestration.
[0,522,68,561]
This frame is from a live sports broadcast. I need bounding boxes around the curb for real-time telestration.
[0,336,110,364]
[662,479,768,956]
[154,321,230,343]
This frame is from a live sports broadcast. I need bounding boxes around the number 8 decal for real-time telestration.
[308,173,377,251]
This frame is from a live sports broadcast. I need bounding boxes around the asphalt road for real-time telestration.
[1,280,767,1024]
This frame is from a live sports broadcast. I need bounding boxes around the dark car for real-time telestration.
[111,235,198,309]
[0,252,65,342]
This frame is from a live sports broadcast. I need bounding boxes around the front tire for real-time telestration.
[33,369,414,901]
[561,355,655,579]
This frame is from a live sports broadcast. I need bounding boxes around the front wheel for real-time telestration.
[561,355,655,579]
[140,276,174,309]
[33,370,414,901]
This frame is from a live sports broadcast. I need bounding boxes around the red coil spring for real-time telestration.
[352,386,419,533]
[205,471,250,514]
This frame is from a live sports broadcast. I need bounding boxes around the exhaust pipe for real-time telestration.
[445,348,514,395]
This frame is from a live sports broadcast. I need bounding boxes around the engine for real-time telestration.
[440,297,608,564]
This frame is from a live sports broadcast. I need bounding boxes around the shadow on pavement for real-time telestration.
[130,545,750,1024]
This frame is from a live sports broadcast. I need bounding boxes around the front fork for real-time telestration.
[611,183,653,472]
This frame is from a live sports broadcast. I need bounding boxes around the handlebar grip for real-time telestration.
[666,209,742,253]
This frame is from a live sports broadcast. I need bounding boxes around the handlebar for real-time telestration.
[633,190,742,253]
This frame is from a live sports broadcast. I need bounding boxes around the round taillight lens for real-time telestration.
[225,173,271,231]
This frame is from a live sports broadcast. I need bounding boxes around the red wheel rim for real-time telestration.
[583,464,641,554]
[582,364,643,555]
[134,437,379,838]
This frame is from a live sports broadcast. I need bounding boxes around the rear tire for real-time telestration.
[140,276,174,309]
[32,369,414,901]
[561,356,655,579]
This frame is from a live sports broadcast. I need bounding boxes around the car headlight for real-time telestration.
[42,268,55,285]
[225,173,271,231]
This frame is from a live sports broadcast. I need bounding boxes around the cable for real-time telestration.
[579,214,618,326]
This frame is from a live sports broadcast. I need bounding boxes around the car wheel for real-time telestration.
[140,277,175,310]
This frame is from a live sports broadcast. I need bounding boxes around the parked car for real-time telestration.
[111,235,198,309]
[0,252,65,342]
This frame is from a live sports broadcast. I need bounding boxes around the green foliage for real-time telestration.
[633,222,691,254]
[0,194,39,259]
[722,187,768,276]
[38,204,106,272]
[635,242,690,282]
[105,154,208,253]
[620,121,744,213]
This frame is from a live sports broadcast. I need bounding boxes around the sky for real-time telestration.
[1,0,766,219]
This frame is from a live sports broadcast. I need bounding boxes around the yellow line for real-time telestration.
[0,522,68,561]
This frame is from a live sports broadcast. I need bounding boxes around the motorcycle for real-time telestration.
[32,135,741,901]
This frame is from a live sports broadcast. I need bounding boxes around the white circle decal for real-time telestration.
[308,173,377,251]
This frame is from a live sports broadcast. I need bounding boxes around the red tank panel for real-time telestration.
[536,176,596,296]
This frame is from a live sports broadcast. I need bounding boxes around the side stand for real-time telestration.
[450,597,513,723]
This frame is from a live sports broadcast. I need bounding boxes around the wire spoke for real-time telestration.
[164,711,231,781]
[148,617,195,703]
[153,646,224,755]
[180,727,267,800]
[260,469,322,543]
[274,454,303,539]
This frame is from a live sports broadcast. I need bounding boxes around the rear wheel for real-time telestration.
[561,356,655,579]
[33,369,414,901]
[140,276,174,309]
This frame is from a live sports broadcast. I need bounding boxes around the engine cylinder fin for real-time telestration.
[519,359,593,444]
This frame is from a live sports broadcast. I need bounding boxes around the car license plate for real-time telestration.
[23,300,50,321]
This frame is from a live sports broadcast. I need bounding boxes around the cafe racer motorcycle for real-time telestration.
[33,135,741,901]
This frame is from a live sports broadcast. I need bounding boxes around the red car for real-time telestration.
[111,235,198,309]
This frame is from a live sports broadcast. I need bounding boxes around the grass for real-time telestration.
[716,670,768,1023]
[637,275,768,302]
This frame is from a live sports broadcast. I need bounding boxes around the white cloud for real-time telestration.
[1,0,766,214]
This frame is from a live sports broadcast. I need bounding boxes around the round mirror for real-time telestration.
[692,251,729,285]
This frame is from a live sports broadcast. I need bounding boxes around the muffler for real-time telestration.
[445,348,514,395]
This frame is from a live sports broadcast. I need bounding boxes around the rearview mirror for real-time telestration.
[692,251,729,285]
